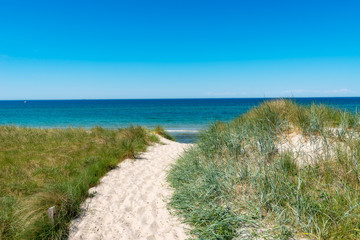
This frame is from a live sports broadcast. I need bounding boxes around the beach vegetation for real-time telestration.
[168,100,360,239]
[0,125,157,239]
[153,126,176,141]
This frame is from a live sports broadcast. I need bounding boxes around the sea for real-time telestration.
[0,98,360,143]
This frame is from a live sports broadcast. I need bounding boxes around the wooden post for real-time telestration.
[48,206,56,224]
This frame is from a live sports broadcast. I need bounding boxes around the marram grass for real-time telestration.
[153,126,176,141]
[0,125,158,239]
[168,100,360,239]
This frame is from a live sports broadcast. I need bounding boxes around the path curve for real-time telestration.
[69,137,192,240]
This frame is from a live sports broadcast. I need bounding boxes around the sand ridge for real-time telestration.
[68,137,192,240]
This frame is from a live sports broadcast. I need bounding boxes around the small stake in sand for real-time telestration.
[48,206,56,224]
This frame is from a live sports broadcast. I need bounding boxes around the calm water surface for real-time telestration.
[1,98,359,143]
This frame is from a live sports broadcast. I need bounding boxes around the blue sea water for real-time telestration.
[0,98,360,143]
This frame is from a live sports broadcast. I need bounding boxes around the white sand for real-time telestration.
[68,137,192,240]
[277,131,345,166]
[277,133,327,165]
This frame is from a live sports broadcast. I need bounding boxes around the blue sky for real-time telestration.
[0,0,359,99]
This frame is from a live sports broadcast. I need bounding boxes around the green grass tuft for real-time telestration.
[168,99,360,239]
[0,125,157,239]
[153,126,176,141]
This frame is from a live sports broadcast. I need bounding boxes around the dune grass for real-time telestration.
[168,100,360,239]
[153,126,176,141]
[0,125,158,240]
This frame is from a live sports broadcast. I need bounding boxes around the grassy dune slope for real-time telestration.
[168,100,360,239]
[0,126,158,239]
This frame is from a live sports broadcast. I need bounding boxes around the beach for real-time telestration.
[68,136,192,240]
[2,0,359,238]
[1,100,360,240]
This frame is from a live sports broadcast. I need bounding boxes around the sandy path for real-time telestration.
[68,137,192,240]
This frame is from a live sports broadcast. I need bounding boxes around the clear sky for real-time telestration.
[0,0,359,99]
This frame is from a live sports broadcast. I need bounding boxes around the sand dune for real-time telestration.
[68,137,192,240]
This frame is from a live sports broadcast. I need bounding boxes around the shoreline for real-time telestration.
[0,124,202,143]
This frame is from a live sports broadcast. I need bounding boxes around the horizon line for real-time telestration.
[1,96,360,101]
